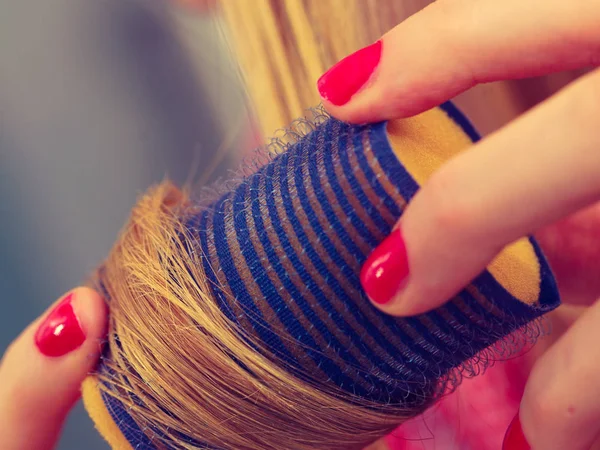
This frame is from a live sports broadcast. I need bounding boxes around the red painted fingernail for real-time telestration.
[503,412,530,450]
[35,292,86,357]
[317,40,383,106]
[360,227,409,305]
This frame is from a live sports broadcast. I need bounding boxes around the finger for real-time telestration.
[502,297,600,450]
[360,68,600,316]
[0,287,108,450]
[316,0,600,123]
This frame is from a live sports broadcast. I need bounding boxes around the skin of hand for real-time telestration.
[0,287,107,450]
[316,0,600,449]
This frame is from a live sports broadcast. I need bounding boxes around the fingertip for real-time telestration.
[70,286,108,347]
[360,227,411,311]
[317,38,416,124]
[316,40,383,110]
[359,226,447,317]
[0,288,108,449]
[32,287,107,360]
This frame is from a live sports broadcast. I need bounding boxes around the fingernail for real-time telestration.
[360,227,409,305]
[35,292,86,357]
[503,412,530,450]
[317,40,383,106]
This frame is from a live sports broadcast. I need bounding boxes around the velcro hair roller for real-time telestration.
[82,103,560,450]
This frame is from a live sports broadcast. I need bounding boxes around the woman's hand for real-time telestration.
[317,1,600,449]
[0,288,107,450]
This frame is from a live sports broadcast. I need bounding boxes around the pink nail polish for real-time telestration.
[360,227,409,305]
[35,293,86,357]
[503,412,530,450]
[317,40,383,106]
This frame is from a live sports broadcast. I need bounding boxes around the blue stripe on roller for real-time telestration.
[237,167,366,392]
[351,125,402,219]
[291,130,429,382]
[211,192,296,365]
[284,138,419,383]
[194,209,239,326]
[440,101,481,143]
[101,389,157,450]
[300,123,437,376]
[300,126,369,273]
[293,131,358,284]
[261,147,382,394]
[318,120,379,247]
[336,125,391,232]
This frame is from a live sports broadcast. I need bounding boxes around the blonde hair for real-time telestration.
[96,2,436,449]
[90,2,581,448]
[97,182,415,450]
[219,0,429,137]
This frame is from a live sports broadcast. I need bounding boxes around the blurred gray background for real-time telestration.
[0,0,247,448]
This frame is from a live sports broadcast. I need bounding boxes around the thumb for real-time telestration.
[0,287,108,450]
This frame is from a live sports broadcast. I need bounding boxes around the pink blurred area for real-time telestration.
[384,357,528,450]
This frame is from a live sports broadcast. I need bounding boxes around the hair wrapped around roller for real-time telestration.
[82,103,560,450]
